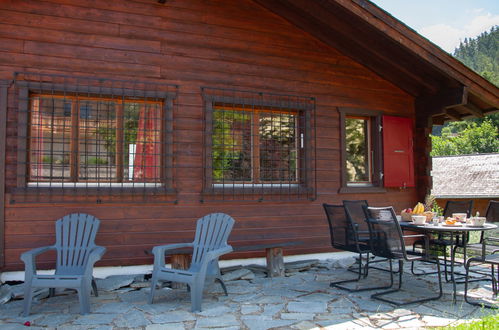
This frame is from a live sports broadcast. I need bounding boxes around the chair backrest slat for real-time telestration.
[55,213,100,273]
[323,203,361,252]
[443,200,474,218]
[364,206,405,259]
[485,200,499,223]
[343,200,369,232]
[191,213,235,268]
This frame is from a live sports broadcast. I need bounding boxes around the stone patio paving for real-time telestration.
[0,259,497,329]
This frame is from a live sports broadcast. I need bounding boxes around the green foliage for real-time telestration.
[439,312,499,329]
[431,119,499,156]
[454,26,499,86]
[434,26,499,157]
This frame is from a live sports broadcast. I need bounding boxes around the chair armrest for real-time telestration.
[152,243,194,268]
[205,245,233,260]
[84,246,106,276]
[200,245,233,277]
[20,246,56,274]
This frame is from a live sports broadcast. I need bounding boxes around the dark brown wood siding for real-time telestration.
[0,0,421,271]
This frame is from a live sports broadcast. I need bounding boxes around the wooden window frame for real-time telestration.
[339,107,385,194]
[16,81,175,191]
[27,94,164,184]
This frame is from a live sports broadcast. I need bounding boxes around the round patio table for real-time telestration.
[399,221,497,302]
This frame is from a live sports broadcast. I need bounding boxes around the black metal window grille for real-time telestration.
[202,87,316,202]
[14,72,177,204]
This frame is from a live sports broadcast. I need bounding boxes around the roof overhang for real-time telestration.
[253,0,499,125]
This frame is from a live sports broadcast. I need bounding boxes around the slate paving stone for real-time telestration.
[114,309,151,328]
[36,313,76,327]
[241,304,260,314]
[291,320,319,330]
[280,312,316,321]
[93,302,133,314]
[196,305,233,317]
[194,314,239,328]
[261,303,285,318]
[97,275,136,292]
[287,301,327,313]
[150,310,196,323]
[242,316,296,330]
[0,261,495,329]
[146,323,185,330]
[73,313,119,325]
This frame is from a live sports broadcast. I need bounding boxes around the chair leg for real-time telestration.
[23,283,33,317]
[331,253,393,293]
[190,282,203,312]
[149,274,159,304]
[78,281,91,315]
[372,259,442,306]
[91,278,98,297]
[464,258,497,309]
[215,277,228,296]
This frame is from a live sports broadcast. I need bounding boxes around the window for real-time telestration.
[339,108,383,193]
[14,72,177,204]
[203,88,315,201]
[29,95,162,184]
[212,105,298,184]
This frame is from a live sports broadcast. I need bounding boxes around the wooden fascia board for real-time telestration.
[333,0,499,106]
[254,0,436,96]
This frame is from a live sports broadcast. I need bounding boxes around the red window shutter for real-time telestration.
[383,115,414,187]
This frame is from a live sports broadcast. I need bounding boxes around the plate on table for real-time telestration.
[466,225,485,228]
[442,223,463,227]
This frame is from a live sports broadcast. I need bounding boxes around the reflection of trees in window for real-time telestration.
[345,117,370,183]
[259,113,297,182]
[212,106,298,183]
[212,109,252,182]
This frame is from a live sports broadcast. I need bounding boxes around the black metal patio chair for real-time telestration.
[459,200,499,258]
[364,206,443,305]
[323,203,392,292]
[464,235,499,308]
[343,200,391,275]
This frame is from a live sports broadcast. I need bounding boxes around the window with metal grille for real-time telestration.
[14,72,177,204]
[202,87,316,202]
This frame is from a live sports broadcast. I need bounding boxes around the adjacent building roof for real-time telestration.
[431,154,499,198]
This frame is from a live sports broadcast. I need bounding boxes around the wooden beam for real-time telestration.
[0,80,9,268]
[464,103,485,118]
[445,109,463,121]
[415,86,468,127]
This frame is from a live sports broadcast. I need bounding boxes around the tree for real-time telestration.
[431,119,499,156]
[431,26,499,156]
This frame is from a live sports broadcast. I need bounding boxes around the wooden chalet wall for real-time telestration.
[0,0,420,271]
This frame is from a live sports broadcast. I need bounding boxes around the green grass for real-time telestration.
[440,312,499,329]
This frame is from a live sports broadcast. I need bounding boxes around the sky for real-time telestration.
[370,0,499,53]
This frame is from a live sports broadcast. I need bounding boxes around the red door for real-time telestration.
[383,116,414,187]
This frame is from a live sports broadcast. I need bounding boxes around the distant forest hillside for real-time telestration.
[453,26,498,86]
[430,26,499,156]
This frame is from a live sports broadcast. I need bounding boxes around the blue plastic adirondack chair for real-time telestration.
[149,213,235,312]
[21,213,106,316]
